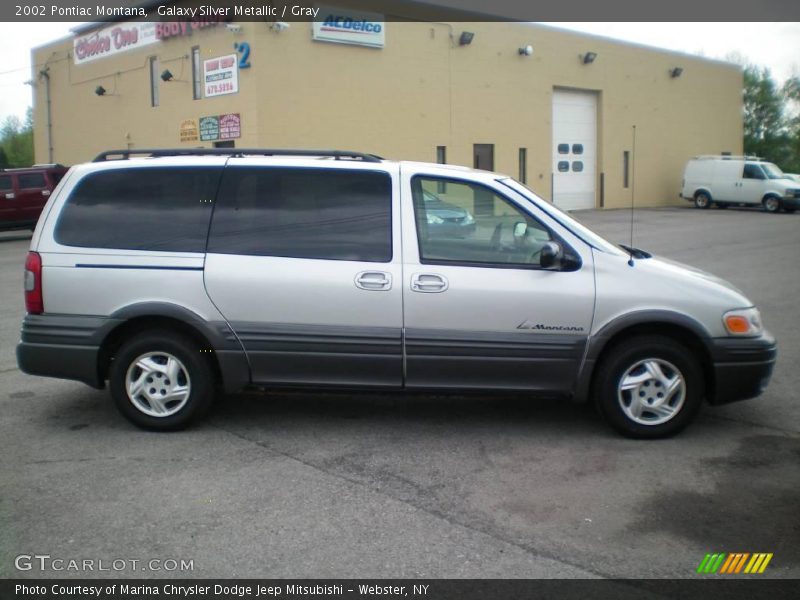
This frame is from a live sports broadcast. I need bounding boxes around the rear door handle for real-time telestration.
[4,193,14,200]
[42,190,51,196]
[411,273,449,293]
[355,271,392,291]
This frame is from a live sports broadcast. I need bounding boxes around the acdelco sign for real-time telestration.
[312,5,385,48]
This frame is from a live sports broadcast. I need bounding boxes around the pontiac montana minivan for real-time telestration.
[17,149,777,438]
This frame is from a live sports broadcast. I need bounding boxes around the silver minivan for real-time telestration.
[17,149,777,438]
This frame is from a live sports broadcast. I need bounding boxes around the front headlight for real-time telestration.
[427,214,444,225]
[463,213,475,225]
[723,307,763,336]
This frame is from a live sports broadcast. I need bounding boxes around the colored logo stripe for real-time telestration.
[697,553,773,574]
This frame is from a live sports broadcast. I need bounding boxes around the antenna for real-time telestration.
[628,124,637,267]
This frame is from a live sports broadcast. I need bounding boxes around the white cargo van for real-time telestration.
[680,155,800,213]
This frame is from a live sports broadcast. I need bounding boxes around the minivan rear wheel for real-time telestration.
[762,196,781,213]
[109,331,215,430]
[694,192,711,209]
[594,335,704,438]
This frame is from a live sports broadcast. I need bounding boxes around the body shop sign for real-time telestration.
[313,5,385,48]
[204,54,238,97]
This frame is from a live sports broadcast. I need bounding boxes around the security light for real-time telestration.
[518,45,533,56]
[458,31,474,46]
[160,69,174,82]
[582,52,597,64]
[670,67,684,78]
[95,85,106,96]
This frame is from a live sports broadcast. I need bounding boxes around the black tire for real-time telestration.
[593,335,704,439]
[694,192,711,209]
[109,331,215,430]
[762,196,781,213]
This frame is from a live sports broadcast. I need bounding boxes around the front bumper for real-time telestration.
[707,332,777,405]
[781,197,800,209]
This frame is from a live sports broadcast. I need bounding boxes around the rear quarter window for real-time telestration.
[54,167,221,252]
[18,173,46,189]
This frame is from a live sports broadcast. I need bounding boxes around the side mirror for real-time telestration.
[513,222,528,238]
[539,241,563,269]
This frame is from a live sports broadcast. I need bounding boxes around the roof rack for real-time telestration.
[692,154,765,161]
[93,148,384,163]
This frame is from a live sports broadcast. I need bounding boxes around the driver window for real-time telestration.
[743,164,765,180]
[412,176,553,267]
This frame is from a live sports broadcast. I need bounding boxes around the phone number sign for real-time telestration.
[204,53,238,97]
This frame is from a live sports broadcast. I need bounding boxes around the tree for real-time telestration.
[0,110,34,168]
[741,65,800,173]
[743,66,786,159]
[782,75,800,173]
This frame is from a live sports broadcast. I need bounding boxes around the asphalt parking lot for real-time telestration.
[0,206,798,580]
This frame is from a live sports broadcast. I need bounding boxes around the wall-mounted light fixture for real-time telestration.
[518,45,533,56]
[670,67,684,78]
[160,69,174,82]
[95,85,107,96]
[581,52,598,65]
[458,31,474,46]
[271,21,290,32]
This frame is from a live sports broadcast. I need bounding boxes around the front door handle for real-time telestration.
[4,193,14,200]
[411,273,449,293]
[42,190,51,196]
[355,271,392,291]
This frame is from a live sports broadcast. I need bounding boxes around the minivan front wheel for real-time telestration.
[594,336,704,438]
[109,331,215,430]
[694,192,711,209]
[762,196,781,213]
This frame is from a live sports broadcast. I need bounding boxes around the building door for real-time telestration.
[552,89,597,210]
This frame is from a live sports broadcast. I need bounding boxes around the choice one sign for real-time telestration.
[73,23,158,64]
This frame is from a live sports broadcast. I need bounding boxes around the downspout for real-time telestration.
[38,67,53,163]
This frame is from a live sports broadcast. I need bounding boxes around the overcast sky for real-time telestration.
[1,22,799,122]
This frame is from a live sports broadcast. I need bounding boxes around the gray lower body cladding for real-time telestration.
[16,314,776,403]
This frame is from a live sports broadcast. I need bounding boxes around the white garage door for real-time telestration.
[552,90,597,210]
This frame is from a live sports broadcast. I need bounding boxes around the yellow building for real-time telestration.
[31,6,743,209]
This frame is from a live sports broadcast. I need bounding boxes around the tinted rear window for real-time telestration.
[0,176,11,192]
[55,167,221,251]
[19,173,46,189]
[208,167,392,262]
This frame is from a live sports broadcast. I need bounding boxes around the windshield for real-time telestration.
[499,178,625,255]
[762,163,785,180]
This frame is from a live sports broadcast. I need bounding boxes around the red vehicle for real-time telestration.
[0,164,68,231]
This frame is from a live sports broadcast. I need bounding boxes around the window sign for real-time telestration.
[204,54,238,97]
[219,114,241,140]
[199,116,220,141]
[180,119,199,143]
[200,114,241,142]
